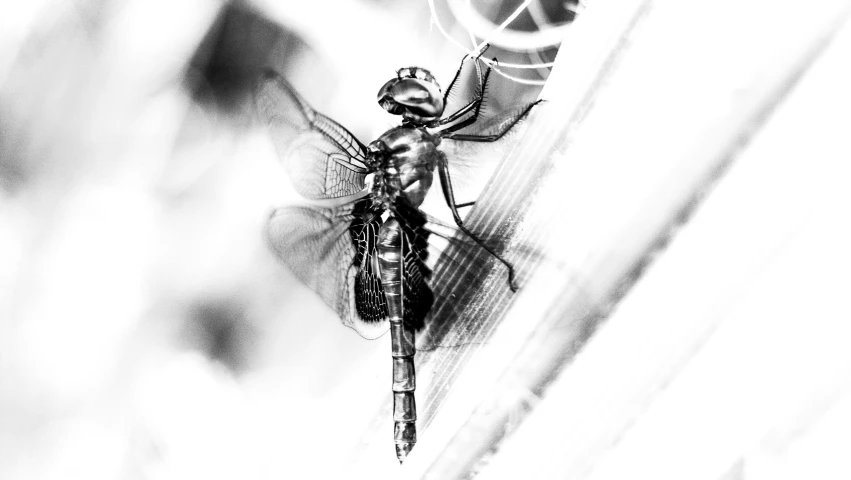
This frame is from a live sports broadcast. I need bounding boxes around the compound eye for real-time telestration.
[377,78,405,114]
[412,68,429,81]
[377,77,444,122]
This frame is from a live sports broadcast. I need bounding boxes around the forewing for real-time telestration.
[267,204,389,339]
[256,69,371,199]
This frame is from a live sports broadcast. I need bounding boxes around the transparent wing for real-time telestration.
[393,204,524,349]
[267,204,389,339]
[256,69,372,199]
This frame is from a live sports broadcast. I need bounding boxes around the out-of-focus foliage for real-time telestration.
[0,0,559,477]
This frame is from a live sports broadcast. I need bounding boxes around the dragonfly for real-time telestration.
[256,50,539,463]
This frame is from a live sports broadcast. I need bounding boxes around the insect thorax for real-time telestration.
[368,126,441,209]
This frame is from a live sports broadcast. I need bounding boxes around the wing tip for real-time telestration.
[348,318,390,340]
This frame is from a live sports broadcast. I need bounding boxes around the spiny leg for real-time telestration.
[437,97,480,127]
[443,99,542,142]
[438,46,496,128]
[436,156,517,291]
[438,62,494,130]
[441,44,491,109]
[435,97,543,288]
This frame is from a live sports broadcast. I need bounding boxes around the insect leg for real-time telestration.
[377,218,417,463]
[436,155,518,291]
[443,100,542,142]
[437,98,479,126]
[441,44,491,107]
[438,60,494,128]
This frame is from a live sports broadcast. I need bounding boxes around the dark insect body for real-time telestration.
[257,50,538,463]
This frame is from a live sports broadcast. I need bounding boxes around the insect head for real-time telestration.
[377,67,445,125]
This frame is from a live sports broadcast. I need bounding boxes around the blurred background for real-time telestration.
[0,0,574,478]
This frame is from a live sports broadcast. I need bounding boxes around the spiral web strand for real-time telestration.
[427,0,574,85]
